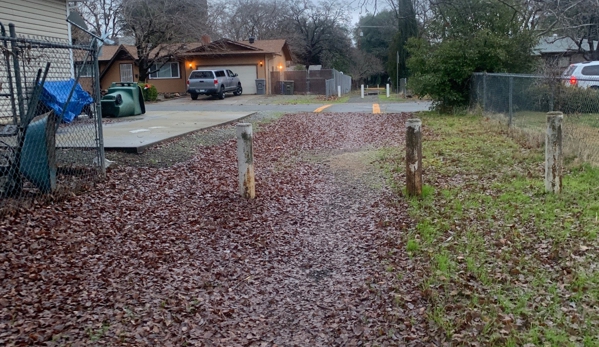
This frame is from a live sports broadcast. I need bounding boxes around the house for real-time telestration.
[533,36,599,72]
[0,0,70,40]
[97,44,139,88]
[1,0,73,123]
[97,38,293,95]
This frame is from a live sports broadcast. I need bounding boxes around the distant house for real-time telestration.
[97,38,293,95]
[534,36,599,72]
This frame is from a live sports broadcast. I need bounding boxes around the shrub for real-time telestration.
[138,83,158,102]
[555,86,599,114]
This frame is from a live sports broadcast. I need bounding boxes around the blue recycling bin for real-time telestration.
[40,79,94,123]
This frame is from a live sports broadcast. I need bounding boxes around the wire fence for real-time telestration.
[471,72,599,166]
[0,23,104,214]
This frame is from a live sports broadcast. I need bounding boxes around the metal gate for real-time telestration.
[0,23,104,213]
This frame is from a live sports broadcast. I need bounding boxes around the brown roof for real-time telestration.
[98,44,137,61]
[99,40,290,61]
[241,39,292,60]
[241,39,285,53]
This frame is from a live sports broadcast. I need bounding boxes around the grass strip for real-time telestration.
[379,112,599,346]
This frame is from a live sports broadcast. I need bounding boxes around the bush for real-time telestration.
[555,86,599,114]
[138,83,158,102]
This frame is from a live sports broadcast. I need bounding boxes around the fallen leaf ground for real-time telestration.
[0,113,433,346]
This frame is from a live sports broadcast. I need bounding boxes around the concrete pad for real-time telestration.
[102,110,253,153]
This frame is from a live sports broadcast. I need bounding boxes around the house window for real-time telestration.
[120,64,134,82]
[149,62,180,79]
[75,62,94,77]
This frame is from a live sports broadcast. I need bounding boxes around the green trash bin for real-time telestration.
[101,82,146,117]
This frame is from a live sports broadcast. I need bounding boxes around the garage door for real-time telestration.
[199,65,258,94]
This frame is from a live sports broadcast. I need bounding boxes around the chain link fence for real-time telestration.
[471,72,599,165]
[0,23,104,214]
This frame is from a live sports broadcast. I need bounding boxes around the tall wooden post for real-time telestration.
[545,112,563,194]
[406,119,423,197]
[236,123,255,199]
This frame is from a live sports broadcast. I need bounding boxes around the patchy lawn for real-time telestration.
[379,113,599,346]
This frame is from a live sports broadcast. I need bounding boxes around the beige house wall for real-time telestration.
[0,0,68,40]
[100,60,137,90]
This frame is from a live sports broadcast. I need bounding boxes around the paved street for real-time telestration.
[147,94,432,114]
[98,94,431,153]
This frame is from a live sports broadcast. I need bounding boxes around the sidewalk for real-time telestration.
[101,110,253,153]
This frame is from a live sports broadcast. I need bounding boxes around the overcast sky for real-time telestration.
[347,1,390,27]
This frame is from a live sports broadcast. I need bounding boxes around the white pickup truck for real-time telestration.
[186,69,243,100]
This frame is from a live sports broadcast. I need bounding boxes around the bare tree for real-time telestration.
[215,0,291,41]
[348,48,384,85]
[121,0,210,82]
[71,0,124,39]
[545,0,599,60]
[284,0,351,69]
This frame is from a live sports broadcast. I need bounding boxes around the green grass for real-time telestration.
[379,112,599,345]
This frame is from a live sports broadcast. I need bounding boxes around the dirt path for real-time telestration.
[0,113,432,346]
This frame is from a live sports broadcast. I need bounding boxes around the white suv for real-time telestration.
[562,61,599,89]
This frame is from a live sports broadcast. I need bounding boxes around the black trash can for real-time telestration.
[283,80,294,95]
[255,79,266,95]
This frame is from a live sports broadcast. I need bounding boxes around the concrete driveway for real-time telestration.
[101,94,431,153]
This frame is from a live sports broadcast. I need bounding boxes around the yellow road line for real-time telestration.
[314,104,332,113]
[373,104,381,114]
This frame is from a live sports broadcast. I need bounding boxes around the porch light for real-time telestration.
[278,65,282,70]
[189,62,193,68]
[259,61,263,67]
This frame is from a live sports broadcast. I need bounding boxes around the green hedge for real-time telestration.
[138,83,158,102]
[555,86,599,114]
[515,82,599,114]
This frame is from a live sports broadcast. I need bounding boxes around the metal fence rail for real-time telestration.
[471,72,599,165]
[0,23,104,213]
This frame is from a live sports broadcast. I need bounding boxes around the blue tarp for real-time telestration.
[40,79,93,123]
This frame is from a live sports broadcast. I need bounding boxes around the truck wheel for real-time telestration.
[190,93,198,100]
[234,84,243,96]
[219,86,226,99]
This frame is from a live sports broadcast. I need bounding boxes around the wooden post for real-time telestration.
[406,119,423,197]
[236,123,255,199]
[545,112,563,194]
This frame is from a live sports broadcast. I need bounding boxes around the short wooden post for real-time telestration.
[545,112,563,194]
[361,84,364,98]
[386,83,390,98]
[236,123,255,199]
[406,119,423,197]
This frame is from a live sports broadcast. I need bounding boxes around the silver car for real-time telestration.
[186,69,243,100]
